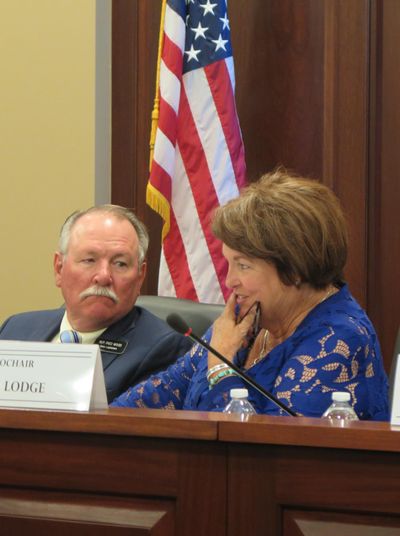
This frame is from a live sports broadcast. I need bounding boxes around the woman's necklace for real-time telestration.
[249,285,337,368]
[320,285,336,304]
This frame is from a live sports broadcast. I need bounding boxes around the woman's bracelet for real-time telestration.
[206,363,229,382]
[208,367,235,389]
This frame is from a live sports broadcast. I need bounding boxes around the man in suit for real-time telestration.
[0,205,192,403]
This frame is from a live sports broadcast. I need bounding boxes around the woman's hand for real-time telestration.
[208,294,258,368]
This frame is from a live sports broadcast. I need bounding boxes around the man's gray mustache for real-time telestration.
[79,286,119,303]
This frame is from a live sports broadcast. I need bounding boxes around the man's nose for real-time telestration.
[93,263,112,286]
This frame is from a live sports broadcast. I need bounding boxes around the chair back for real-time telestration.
[136,295,224,336]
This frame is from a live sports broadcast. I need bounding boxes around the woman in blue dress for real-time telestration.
[112,169,389,420]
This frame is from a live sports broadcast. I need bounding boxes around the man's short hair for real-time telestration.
[58,205,149,267]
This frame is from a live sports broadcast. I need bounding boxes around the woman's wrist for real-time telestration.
[207,364,236,389]
[207,363,229,381]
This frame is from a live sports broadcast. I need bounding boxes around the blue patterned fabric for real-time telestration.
[111,285,389,420]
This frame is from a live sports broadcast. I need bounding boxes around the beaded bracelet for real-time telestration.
[208,367,235,389]
[206,363,229,382]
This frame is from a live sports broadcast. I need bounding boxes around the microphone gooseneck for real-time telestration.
[166,313,297,417]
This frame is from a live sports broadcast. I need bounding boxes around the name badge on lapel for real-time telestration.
[97,339,128,355]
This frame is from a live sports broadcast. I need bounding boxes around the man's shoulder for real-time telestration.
[5,307,61,318]
[3,308,63,321]
[0,308,64,337]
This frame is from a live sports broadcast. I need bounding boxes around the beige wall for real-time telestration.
[0,0,101,322]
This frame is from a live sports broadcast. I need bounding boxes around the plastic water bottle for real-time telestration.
[322,392,359,424]
[223,388,256,421]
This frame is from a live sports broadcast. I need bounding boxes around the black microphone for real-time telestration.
[167,313,297,417]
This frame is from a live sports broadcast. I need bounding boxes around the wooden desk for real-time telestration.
[220,415,400,535]
[0,408,399,535]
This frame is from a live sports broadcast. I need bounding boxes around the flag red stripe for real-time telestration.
[205,61,247,190]
[161,34,183,81]
[177,85,228,297]
[157,96,177,147]
[163,210,198,301]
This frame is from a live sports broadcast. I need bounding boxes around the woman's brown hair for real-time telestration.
[212,168,348,289]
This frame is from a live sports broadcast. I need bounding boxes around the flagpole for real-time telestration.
[147,0,171,243]
[149,0,167,170]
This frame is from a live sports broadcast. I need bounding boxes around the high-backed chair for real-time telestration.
[136,295,224,337]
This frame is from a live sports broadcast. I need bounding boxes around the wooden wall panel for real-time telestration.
[111,0,138,208]
[111,0,399,368]
[322,1,370,307]
[230,1,370,307]
[230,0,325,181]
[368,0,400,369]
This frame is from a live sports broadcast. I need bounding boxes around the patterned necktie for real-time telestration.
[59,330,82,344]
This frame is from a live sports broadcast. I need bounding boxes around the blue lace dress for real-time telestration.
[111,285,389,420]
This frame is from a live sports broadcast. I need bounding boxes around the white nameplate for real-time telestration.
[391,353,400,425]
[0,340,107,411]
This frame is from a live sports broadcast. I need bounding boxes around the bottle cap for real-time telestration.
[332,391,351,402]
[230,388,249,399]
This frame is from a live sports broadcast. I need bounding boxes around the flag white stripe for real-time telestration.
[183,69,240,205]
[159,60,181,114]
[158,249,176,297]
[225,56,235,91]
[153,128,176,178]
[164,4,186,50]
[171,148,221,302]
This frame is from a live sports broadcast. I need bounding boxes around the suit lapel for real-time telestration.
[95,307,139,370]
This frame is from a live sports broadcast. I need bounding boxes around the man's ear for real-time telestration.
[54,252,64,288]
[138,260,147,286]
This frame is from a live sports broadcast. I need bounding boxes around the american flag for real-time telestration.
[147,0,246,304]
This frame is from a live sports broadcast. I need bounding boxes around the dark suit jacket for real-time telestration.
[0,306,192,403]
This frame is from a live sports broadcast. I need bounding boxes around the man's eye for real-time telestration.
[81,258,94,263]
[115,260,128,268]
[238,263,250,270]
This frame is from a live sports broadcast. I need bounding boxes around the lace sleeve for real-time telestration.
[110,335,207,409]
[269,323,388,419]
